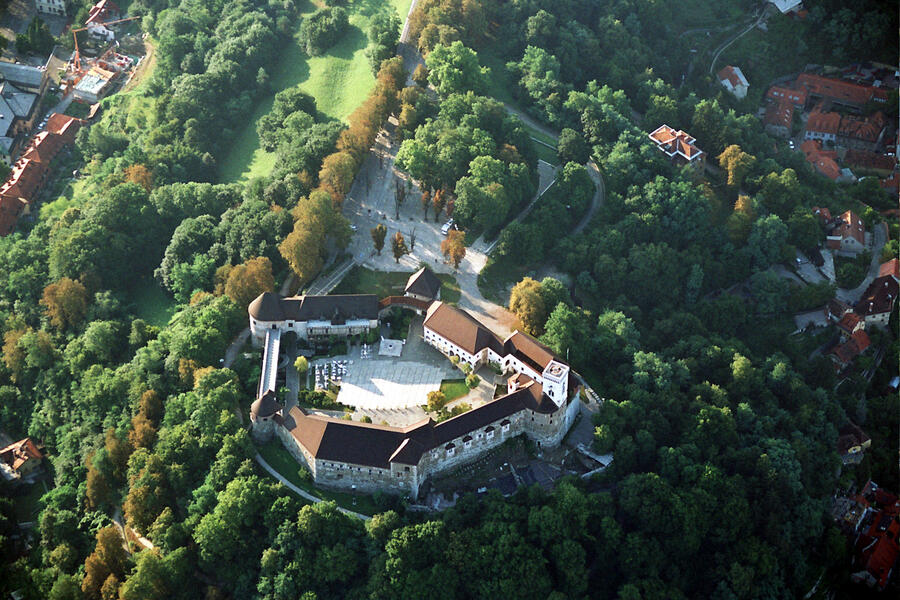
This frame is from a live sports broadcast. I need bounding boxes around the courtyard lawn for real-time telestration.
[440,378,469,402]
[332,265,461,302]
[256,440,380,516]
[437,274,461,303]
[129,277,177,328]
[220,0,413,183]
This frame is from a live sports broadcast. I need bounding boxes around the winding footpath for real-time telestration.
[255,452,371,520]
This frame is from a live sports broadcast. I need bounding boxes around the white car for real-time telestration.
[441,219,455,235]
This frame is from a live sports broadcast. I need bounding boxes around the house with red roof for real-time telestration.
[797,73,890,108]
[86,0,120,25]
[856,269,899,327]
[838,112,888,151]
[825,210,866,252]
[763,99,793,138]
[766,84,808,107]
[0,438,44,481]
[844,150,896,175]
[717,66,749,99]
[801,140,842,181]
[829,329,871,371]
[804,109,841,144]
[851,497,900,591]
[0,115,84,236]
[836,311,864,337]
[648,125,705,168]
[878,258,899,282]
[837,422,871,465]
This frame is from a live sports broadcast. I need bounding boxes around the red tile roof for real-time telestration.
[766,85,807,106]
[764,99,793,129]
[648,125,704,162]
[836,312,863,334]
[45,114,83,144]
[832,210,866,246]
[801,140,841,180]
[21,131,66,164]
[831,330,871,364]
[878,259,899,280]
[717,65,748,89]
[797,73,890,106]
[880,172,899,193]
[806,110,841,136]
[844,150,896,172]
[857,275,899,317]
[839,112,886,144]
[0,437,43,472]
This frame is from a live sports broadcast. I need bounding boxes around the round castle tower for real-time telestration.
[250,389,283,443]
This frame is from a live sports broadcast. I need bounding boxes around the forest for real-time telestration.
[0,0,898,599]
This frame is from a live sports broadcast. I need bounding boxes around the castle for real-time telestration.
[248,268,580,499]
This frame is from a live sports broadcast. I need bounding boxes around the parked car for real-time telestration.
[441,219,455,235]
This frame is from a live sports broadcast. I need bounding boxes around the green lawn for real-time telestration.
[219,0,413,183]
[440,378,469,402]
[331,265,460,302]
[129,277,177,328]
[332,266,410,297]
[256,440,380,516]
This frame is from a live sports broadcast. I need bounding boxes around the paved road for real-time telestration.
[255,453,371,521]
[709,9,764,75]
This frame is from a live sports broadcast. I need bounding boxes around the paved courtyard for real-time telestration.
[337,360,445,410]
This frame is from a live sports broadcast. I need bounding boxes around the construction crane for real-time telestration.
[69,16,140,75]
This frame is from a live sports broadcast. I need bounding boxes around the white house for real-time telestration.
[717,66,749,99]
[35,0,66,16]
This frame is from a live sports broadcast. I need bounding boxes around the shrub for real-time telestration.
[465,373,480,388]
[361,415,373,423]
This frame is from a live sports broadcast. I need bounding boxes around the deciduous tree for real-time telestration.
[41,277,89,330]
[371,223,387,255]
[441,230,465,269]
[224,256,275,310]
[391,231,408,263]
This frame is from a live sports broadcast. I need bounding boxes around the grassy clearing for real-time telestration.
[331,265,460,302]
[257,440,380,516]
[129,277,177,328]
[440,378,469,402]
[220,0,413,183]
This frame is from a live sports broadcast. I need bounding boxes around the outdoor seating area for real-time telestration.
[313,359,350,390]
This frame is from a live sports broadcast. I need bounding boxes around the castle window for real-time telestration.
[501,419,510,432]
[446,443,455,456]
[463,435,472,449]
[404,466,410,471]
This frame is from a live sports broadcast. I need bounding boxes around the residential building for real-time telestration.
[844,150,896,174]
[856,272,899,327]
[825,210,866,252]
[249,298,579,498]
[768,0,803,13]
[35,0,66,16]
[0,61,50,96]
[878,258,899,282]
[717,65,749,99]
[826,297,852,322]
[851,488,900,591]
[837,112,887,151]
[763,99,793,138]
[249,292,380,343]
[837,422,871,465]
[86,0,120,25]
[804,110,840,144]
[836,311,864,337]
[0,82,40,164]
[797,73,889,108]
[829,330,871,371]
[0,115,84,236]
[766,84,808,107]
[0,438,44,481]
[647,124,705,168]
[801,140,841,181]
